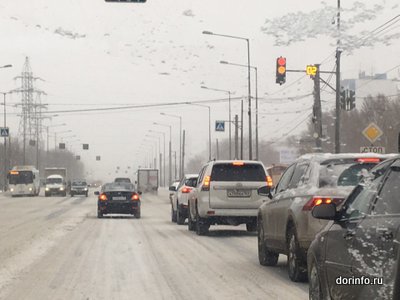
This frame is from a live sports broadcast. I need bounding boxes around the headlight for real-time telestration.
[29,187,33,191]
[10,188,14,192]
[84,188,88,191]
[45,188,49,191]
[59,187,64,191]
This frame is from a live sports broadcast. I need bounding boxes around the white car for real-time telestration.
[188,160,272,235]
[171,174,198,225]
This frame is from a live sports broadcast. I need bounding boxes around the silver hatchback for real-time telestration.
[257,153,393,282]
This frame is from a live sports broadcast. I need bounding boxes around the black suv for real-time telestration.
[308,156,400,299]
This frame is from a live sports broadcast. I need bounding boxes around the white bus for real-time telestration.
[8,166,41,197]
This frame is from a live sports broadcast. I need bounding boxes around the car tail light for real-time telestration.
[266,176,273,187]
[232,161,244,166]
[201,175,211,191]
[181,187,192,193]
[131,193,140,201]
[99,193,108,201]
[356,158,381,163]
[302,196,344,211]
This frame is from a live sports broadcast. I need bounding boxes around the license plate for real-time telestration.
[227,189,251,198]
[112,196,126,201]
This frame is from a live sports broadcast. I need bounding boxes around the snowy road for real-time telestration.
[0,190,308,300]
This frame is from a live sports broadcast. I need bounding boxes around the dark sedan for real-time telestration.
[308,156,400,299]
[95,182,141,218]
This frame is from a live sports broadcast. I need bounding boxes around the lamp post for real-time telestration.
[154,122,172,186]
[0,64,12,191]
[220,60,259,160]
[186,102,211,161]
[203,31,252,159]
[160,112,183,179]
[201,86,234,160]
[149,130,166,186]
[146,134,162,183]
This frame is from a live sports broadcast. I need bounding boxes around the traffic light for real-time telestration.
[276,57,286,85]
[340,89,346,110]
[349,90,356,110]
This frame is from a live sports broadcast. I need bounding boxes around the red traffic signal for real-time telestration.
[276,56,286,85]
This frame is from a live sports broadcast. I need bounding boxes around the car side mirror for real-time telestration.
[257,186,272,199]
[169,186,176,191]
[94,191,100,195]
[138,191,142,195]
[312,203,337,220]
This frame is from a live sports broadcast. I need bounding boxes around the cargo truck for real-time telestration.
[136,169,159,193]
[44,167,68,197]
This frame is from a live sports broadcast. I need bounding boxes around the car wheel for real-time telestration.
[135,208,141,219]
[309,257,323,300]
[176,204,185,225]
[287,227,308,282]
[188,205,195,231]
[195,209,209,236]
[45,193,49,197]
[246,221,257,232]
[258,218,279,266]
[71,193,74,197]
[171,205,177,223]
[85,192,88,197]
[97,209,103,218]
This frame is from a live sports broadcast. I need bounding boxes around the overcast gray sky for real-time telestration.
[0,0,399,181]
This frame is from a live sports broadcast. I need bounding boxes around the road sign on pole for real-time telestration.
[215,121,225,132]
[0,127,9,137]
[362,122,383,144]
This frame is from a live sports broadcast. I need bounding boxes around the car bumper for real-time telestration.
[199,207,259,217]
[71,190,87,195]
[98,201,140,214]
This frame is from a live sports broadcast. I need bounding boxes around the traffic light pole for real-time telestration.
[313,65,323,152]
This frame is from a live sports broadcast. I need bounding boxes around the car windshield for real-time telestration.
[72,181,87,186]
[211,163,266,182]
[319,161,377,188]
[8,171,33,184]
[103,182,135,192]
[46,178,63,184]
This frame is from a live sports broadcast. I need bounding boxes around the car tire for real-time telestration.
[71,193,74,197]
[287,227,308,282]
[258,218,279,266]
[97,209,103,218]
[85,192,88,197]
[309,256,323,300]
[246,221,257,232]
[62,192,67,197]
[45,193,49,197]
[171,205,177,223]
[176,204,185,225]
[135,209,141,219]
[188,205,195,231]
[195,209,209,236]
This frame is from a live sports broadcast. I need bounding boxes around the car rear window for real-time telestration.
[211,163,266,182]
[319,160,377,188]
[184,177,198,187]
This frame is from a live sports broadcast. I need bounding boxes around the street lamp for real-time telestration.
[146,134,162,181]
[0,91,11,191]
[153,122,173,186]
[149,129,166,187]
[203,30,252,159]
[220,60,259,160]
[186,102,211,161]
[160,112,183,179]
[201,86,234,160]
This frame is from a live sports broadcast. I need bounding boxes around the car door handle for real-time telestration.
[377,227,393,240]
[343,231,355,240]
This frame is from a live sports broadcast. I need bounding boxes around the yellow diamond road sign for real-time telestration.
[362,122,383,144]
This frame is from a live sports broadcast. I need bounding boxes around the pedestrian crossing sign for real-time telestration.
[215,121,225,132]
[0,127,9,137]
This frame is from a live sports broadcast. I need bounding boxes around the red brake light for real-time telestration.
[131,193,140,201]
[232,161,244,166]
[302,196,342,211]
[10,171,19,175]
[356,158,381,163]
[99,193,108,201]
[181,187,192,193]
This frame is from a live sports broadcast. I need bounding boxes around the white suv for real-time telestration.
[188,160,272,235]
[171,174,198,225]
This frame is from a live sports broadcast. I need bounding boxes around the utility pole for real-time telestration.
[216,139,219,160]
[182,130,186,176]
[335,0,342,153]
[313,65,323,151]
[234,114,239,159]
[240,100,244,159]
